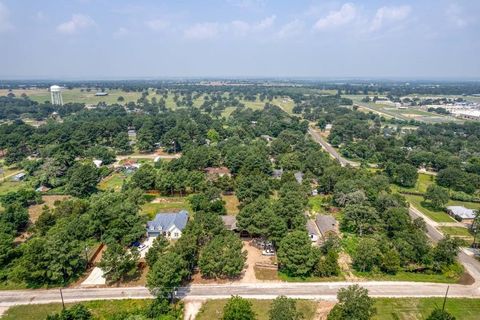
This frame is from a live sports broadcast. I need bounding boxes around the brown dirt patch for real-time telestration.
[338,252,359,281]
[28,195,69,223]
[458,271,475,285]
[313,301,336,320]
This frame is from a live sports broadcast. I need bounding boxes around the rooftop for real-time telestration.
[147,210,189,232]
[221,216,237,231]
[447,206,476,219]
[315,215,338,236]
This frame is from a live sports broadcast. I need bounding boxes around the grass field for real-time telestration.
[2,299,151,320]
[0,88,143,105]
[222,194,239,215]
[278,272,345,283]
[1,89,296,117]
[98,172,127,191]
[440,226,474,241]
[0,180,27,195]
[308,195,329,214]
[354,268,462,284]
[140,196,190,218]
[196,299,317,320]
[392,173,435,194]
[404,195,456,222]
[373,298,480,320]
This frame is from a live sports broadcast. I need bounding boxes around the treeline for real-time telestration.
[0,96,84,120]
[323,108,480,195]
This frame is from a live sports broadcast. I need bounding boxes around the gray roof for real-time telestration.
[221,216,237,231]
[315,215,338,237]
[272,169,283,179]
[447,206,476,219]
[306,220,319,236]
[294,172,304,184]
[147,210,189,233]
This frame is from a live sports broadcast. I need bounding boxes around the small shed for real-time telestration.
[272,169,283,179]
[11,172,26,182]
[294,172,304,184]
[222,216,238,232]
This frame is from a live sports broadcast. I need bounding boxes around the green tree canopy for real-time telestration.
[327,285,376,320]
[222,296,256,320]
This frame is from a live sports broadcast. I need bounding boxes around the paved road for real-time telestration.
[1,281,479,307]
[116,153,181,161]
[307,127,359,167]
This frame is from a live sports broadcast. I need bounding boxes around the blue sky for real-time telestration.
[0,0,479,79]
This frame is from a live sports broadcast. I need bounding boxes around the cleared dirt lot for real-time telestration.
[28,195,70,223]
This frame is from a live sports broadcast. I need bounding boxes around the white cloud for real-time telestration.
[0,2,13,32]
[257,15,276,30]
[276,19,304,39]
[313,3,356,31]
[35,11,46,21]
[113,27,130,38]
[445,4,468,28]
[184,22,220,40]
[370,5,411,32]
[146,19,170,32]
[231,15,275,35]
[57,14,95,34]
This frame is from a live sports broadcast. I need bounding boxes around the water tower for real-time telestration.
[50,85,63,105]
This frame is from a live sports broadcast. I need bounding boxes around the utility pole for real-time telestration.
[442,286,450,311]
[60,288,65,310]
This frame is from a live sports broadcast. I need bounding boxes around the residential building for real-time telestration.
[146,210,189,239]
[204,166,231,179]
[446,206,476,223]
[222,216,238,232]
[315,215,338,240]
[306,220,319,243]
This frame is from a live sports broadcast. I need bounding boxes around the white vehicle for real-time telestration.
[262,249,275,256]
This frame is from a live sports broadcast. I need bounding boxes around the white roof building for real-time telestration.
[446,206,476,220]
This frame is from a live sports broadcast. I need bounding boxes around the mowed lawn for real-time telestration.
[2,299,151,320]
[0,88,142,105]
[392,173,435,194]
[0,180,27,195]
[440,226,474,241]
[196,299,317,320]
[404,195,455,223]
[140,196,190,218]
[373,298,480,320]
[98,172,127,191]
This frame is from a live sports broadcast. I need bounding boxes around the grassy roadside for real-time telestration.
[404,195,455,222]
[196,299,317,320]
[2,299,151,320]
[373,297,480,320]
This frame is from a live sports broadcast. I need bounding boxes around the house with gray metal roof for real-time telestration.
[146,210,189,239]
[446,206,476,223]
